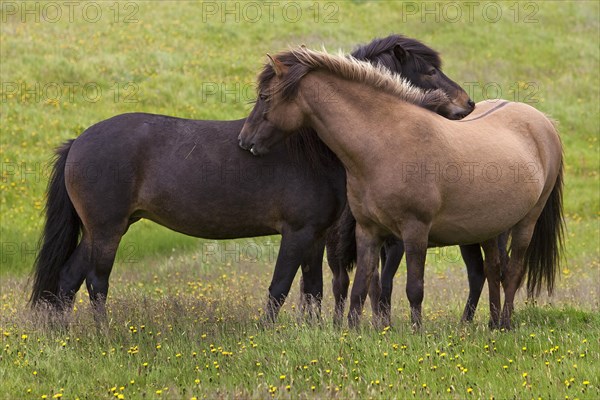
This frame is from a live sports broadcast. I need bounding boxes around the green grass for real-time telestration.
[1,257,599,399]
[1,1,599,398]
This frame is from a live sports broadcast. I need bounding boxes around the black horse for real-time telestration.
[30,35,477,323]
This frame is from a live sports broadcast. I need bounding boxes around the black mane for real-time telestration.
[351,34,441,70]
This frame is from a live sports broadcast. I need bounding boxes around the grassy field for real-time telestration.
[1,1,599,399]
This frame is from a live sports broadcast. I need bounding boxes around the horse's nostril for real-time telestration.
[468,99,475,108]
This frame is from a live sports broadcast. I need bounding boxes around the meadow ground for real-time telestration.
[1,1,599,399]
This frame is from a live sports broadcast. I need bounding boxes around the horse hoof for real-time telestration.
[257,314,277,329]
[411,322,422,333]
[348,314,361,330]
[499,320,512,331]
[372,315,391,330]
[488,320,501,330]
[332,318,343,328]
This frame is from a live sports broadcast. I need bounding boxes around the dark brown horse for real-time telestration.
[30,35,475,323]
[238,47,564,329]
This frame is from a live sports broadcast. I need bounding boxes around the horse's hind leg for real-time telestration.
[459,244,485,322]
[85,230,126,324]
[299,238,325,321]
[377,239,404,327]
[501,223,536,330]
[56,234,96,311]
[481,239,502,328]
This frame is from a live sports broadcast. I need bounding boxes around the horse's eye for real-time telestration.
[426,69,437,76]
[258,93,268,101]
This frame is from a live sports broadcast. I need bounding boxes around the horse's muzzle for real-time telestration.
[447,99,476,120]
[238,136,250,150]
[238,134,262,156]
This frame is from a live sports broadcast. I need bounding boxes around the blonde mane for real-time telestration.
[258,46,449,110]
[293,47,448,106]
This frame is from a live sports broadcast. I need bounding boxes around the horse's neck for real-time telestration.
[300,74,397,177]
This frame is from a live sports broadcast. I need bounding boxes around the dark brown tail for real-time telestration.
[526,160,565,297]
[326,204,357,272]
[30,140,81,306]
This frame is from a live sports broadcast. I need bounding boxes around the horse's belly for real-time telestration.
[136,172,343,239]
[136,208,279,239]
[428,220,511,246]
[428,193,539,245]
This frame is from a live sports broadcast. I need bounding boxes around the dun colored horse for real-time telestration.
[239,47,564,329]
[30,36,477,323]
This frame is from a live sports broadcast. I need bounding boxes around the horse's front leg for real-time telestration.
[378,238,404,327]
[348,224,383,328]
[459,244,485,323]
[264,227,314,323]
[328,254,350,328]
[298,238,326,322]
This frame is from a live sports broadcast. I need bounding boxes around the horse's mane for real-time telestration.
[264,46,448,109]
[351,34,442,70]
[261,35,447,169]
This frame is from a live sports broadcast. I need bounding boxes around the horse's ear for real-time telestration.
[393,45,407,62]
[267,54,287,76]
